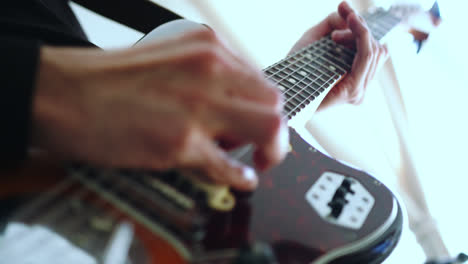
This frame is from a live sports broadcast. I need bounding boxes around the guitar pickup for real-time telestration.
[306,172,375,230]
[328,178,355,218]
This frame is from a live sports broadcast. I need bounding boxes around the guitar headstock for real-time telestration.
[388,1,442,50]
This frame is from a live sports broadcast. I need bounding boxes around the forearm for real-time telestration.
[32,45,116,158]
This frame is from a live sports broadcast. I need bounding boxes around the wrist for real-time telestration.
[32,46,93,154]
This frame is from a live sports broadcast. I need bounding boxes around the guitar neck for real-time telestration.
[263,8,401,123]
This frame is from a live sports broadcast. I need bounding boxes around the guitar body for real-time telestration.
[0,128,402,264]
[2,4,438,262]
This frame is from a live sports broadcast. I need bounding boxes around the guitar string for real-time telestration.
[3,177,88,252]
[8,7,385,229]
[4,182,91,256]
[276,38,351,92]
[271,61,330,110]
[5,179,98,255]
[273,9,401,118]
[7,26,383,259]
[265,40,349,117]
[4,171,121,258]
[4,7,404,260]
[5,167,199,260]
[8,6,396,223]
[267,50,334,110]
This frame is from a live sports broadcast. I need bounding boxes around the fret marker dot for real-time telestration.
[305,54,313,59]
[299,71,307,76]
[329,65,336,71]
[288,78,296,84]
[278,85,285,91]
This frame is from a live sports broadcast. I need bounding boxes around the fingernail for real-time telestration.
[279,122,290,155]
[229,159,258,186]
[242,166,257,182]
[241,165,258,189]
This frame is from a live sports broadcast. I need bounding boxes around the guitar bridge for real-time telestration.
[144,170,236,212]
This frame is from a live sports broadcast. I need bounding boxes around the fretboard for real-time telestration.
[263,8,402,120]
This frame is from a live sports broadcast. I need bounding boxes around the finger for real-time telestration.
[312,12,348,38]
[380,44,389,65]
[347,13,373,103]
[365,43,389,86]
[331,29,355,48]
[224,68,283,108]
[212,96,289,170]
[213,97,286,144]
[191,31,284,107]
[154,38,281,107]
[217,137,245,151]
[364,39,379,88]
[253,120,289,171]
[188,35,282,107]
[182,138,259,191]
[338,1,356,21]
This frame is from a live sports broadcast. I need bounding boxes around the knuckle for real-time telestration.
[264,113,282,140]
[172,123,196,154]
[381,45,389,56]
[196,46,226,76]
[363,49,374,61]
[258,78,283,104]
[360,27,371,39]
[193,27,218,43]
[270,88,282,105]
[349,91,364,105]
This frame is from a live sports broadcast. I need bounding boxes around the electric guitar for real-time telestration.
[0,3,439,264]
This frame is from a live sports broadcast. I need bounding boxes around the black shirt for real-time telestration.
[0,0,176,166]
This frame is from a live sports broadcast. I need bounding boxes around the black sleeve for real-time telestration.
[0,0,180,167]
[0,37,41,166]
[0,0,88,167]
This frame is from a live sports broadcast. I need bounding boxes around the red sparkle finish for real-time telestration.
[201,128,400,263]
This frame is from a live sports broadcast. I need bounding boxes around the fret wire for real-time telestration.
[316,56,342,78]
[318,45,354,69]
[321,37,356,58]
[270,55,331,108]
[298,53,327,77]
[265,45,320,82]
[266,6,404,119]
[370,26,386,39]
[323,37,355,57]
[284,79,314,99]
[287,53,338,90]
[281,77,338,118]
[327,39,356,58]
[321,38,356,63]
[376,18,395,31]
[322,47,353,69]
[321,53,349,73]
[281,71,325,106]
[299,54,335,80]
[283,73,339,118]
[279,53,339,111]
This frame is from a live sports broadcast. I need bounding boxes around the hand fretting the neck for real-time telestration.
[263,8,401,122]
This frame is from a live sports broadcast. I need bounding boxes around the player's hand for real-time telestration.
[34,28,289,191]
[290,1,389,111]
